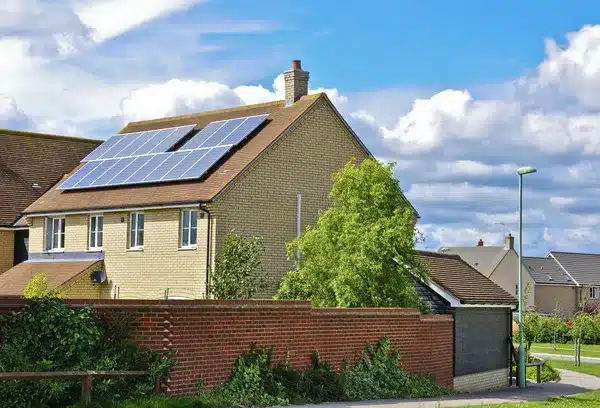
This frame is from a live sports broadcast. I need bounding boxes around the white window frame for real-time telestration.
[89,215,104,251]
[45,217,65,252]
[180,209,198,249]
[590,287,600,299]
[129,212,144,249]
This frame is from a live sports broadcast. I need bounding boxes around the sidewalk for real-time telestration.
[288,369,600,408]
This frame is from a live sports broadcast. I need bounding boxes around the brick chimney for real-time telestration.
[504,233,515,250]
[477,239,484,247]
[284,60,309,107]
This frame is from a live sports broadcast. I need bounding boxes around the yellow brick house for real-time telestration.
[1,61,380,299]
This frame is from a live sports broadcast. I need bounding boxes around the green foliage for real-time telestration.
[0,298,173,408]
[23,273,62,299]
[198,337,448,406]
[276,158,427,310]
[210,232,269,299]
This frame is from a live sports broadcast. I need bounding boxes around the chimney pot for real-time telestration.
[477,239,484,247]
[284,59,309,107]
[505,233,515,250]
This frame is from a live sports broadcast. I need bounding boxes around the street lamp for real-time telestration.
[517,166,536,388]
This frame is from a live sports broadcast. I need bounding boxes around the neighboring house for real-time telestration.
[414,251,517,393]
[439,234,536,310]
[523,251,600,316]
[1,60,396,300]
[0,130,100,274]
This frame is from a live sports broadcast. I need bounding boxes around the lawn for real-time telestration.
[456,390,600,407]
[546,359,600,377]
[529,342,600,358]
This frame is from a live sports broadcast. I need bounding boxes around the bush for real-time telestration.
[199,338,449,406]
[0,299,173,408]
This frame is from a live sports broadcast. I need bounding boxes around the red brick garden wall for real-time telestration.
[0,299,453,396]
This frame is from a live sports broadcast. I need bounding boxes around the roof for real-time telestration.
[25,94,355,214]
[0,260,101,296]
[549,251,600,286]
[417,250,517,305]
[522,256,574,285]
[438,246,509,277]
[0,129,101,226]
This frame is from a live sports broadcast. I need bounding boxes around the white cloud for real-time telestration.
[549,196,576,208]
[74,0,206,43]
[406,182,519,203]
[435,160,518,177]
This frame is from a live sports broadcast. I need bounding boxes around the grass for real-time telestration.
[529,342,600,358]
[546,359,600,377]
[455,390,600,407]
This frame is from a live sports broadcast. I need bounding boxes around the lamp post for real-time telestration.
[517,166,536,388]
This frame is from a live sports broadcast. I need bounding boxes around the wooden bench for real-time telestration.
[0,370,159,404]
[525,361,545,383]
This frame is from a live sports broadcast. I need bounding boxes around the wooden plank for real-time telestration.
[81,374,93,404]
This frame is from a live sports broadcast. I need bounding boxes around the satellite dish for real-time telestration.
[91,270,107,285]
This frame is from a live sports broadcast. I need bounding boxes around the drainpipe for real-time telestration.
[198,205,212,298]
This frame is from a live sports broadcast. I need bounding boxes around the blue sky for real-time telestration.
[2,0,600,255]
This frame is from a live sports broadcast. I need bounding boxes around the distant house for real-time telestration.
[414,251,517,393]
[523,251,600,316]
[0,130,100,274]
[1,60,395,299]
[439,234,536,311]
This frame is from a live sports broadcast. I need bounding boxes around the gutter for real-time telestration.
[198,205,212,298]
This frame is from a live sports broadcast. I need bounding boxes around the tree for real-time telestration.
[23,273,62,299]
[275,158,428,309]
[210,232,269,299]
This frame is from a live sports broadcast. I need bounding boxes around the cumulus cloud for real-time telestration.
[0,95,32,128]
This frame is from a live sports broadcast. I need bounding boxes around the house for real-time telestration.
[414,251,517,393]
[523,251,600,316]
[1,60,382,299]
[439,234,536,310]
[0,130,100,274]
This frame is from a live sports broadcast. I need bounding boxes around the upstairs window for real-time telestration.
[89,215,104,250]
[45,217,65,251]
[590,287,600,299]
[181,209,198,248]
[129,212,144,249]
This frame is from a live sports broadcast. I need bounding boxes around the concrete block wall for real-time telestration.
[0,230,14,273]
[0,299,454,396]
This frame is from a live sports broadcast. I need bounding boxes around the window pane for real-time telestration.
[138,214,144,230]
[131,213,137,231]
[182,228,189,247]
[98,230,103,247]
[183,210,190,228]
[45,218,52,251]
[190,210,197,229]
[98,216,103,233]
[137,229,144,246]
[190,226,197,246]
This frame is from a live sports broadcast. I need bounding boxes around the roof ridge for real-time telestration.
[550,250,600,256]
[417,250,462,260]
[0,128,102,144]
[123,97,304,128]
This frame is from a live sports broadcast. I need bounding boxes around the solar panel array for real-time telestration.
[58,114,269,190]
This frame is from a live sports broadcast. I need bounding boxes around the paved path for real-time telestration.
[533,352,600,364]
[290,369,600,408]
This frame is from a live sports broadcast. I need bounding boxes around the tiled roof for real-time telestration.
[550,251,600,286]
[0,129,100,226]
[417,251,517,305]
[523,256,574,285]
[24,94,336,214]
[438,246,508,277]
[0,260,101,297]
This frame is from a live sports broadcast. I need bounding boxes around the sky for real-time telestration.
[2,0,600,255]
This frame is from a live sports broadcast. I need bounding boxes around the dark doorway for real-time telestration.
[13,230,29,265]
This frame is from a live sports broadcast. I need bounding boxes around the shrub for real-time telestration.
[0,298,173,408]
[23,273,62,299]
[210,232,269,299]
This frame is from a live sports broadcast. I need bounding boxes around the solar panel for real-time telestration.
[58,115,268,190]
[81,124,196,162]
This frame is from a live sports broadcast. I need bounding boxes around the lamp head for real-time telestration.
[517,166,537,175]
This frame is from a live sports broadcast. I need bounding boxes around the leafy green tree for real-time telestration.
[275,158,428,309]
[210,232,269,299]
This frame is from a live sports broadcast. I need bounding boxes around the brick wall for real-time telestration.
[0,300,453,396]
[210,98,369,296]
[0,230,15,273]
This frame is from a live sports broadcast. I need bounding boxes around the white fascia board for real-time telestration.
[26,203,201,217]
[548,253,580,287]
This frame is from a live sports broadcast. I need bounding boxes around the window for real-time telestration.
[45,217,65,251]
[590,287,600,299]
[180,209,198,248]
[89,215,104,250]
[129,213,144,249]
